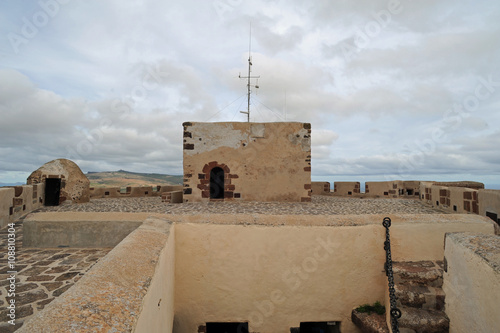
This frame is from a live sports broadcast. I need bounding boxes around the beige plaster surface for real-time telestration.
[333,181,360,196]
[365,181,403,198]
[0,187,14,228]
[448,186,468,213]
[23,220,142,248]
[23,211,155,222]
[430,185,449,209]
[174,223,387,333]
[173,214,495,332]
[479,189,500,219]
[443,233,500,333]
[311,181,330,195]
[22,212,158,248]
[134,221,175,333]
[166,212,494,228]
[0,184,45,228]
[17,218,173,333]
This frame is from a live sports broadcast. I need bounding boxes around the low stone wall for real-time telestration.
[422,184,500,230]
[365,181,404,198]
[443,233,500,332]
[17,217,175,333]
[479,190,500,230]
[333,181,360,196]
[311,181,330,195]
[365,181,422,198]
[89,185,183,199]
[434,181,484,190]
[0,184,44,228]
[23,212,146,248]
[161,190,183,203]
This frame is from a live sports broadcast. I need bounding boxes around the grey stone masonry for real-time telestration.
[0,218,111,332]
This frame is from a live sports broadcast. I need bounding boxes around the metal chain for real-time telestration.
[383,217,401,333]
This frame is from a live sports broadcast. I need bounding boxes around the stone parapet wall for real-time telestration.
[333,181,360,196]
[23,212,145,248]
[443,233,500,332]
[433,181,485,190]
[420,184,500,230]
[17,217,175,333]
[161,190,183,203]
[89,185,183,198]
[0,184,44,228]
[365,180,404,198]
[311,181,330,195]
[363,180,422,198]
[479,190,500,231]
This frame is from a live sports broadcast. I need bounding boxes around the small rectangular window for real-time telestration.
[453,205,457,212]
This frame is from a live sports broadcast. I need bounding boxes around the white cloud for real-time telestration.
[0,0,499,187]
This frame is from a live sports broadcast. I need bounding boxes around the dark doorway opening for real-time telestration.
[486,211,499,226]
[44,178,61,206]
[210,167,225,199]
[206,322,248,333]
[299,321,341,333]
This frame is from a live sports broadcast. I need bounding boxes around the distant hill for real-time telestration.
[0,182,25,187]
[86,170,183,187]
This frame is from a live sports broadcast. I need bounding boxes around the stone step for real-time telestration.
[397,306,449,333]
[395,284,445,311]
[392,261,444,287]
[351,309,389,333]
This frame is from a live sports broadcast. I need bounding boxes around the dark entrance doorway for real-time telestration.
[210,167,225,199]
[299,321,341,333]
[206,322,248,333]
[44,178,61,206]
[486,211,499,226]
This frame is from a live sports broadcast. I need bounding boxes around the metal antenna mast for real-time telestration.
[239,26,260,122]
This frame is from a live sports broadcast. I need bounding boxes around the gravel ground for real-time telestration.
[38,195,446,215]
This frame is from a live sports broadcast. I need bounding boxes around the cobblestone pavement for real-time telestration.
[39,195,447,215]
[0,219,111,332]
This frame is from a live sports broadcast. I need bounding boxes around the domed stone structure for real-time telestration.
[27,159,90,204]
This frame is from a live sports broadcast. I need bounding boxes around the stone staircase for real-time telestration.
[353,261,449,333]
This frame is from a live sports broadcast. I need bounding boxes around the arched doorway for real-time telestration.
[210,167,225,199]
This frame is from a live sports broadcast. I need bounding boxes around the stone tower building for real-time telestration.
[182,122,312,202]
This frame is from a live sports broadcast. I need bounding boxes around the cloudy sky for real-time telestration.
[1,0,499,187]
